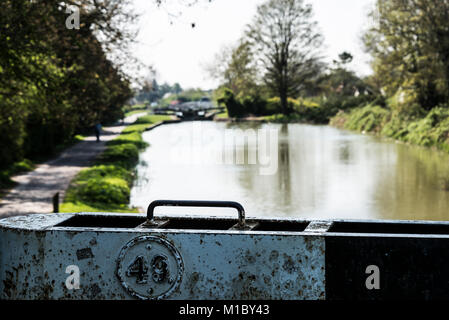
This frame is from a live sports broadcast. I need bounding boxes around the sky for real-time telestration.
[131,0,376,90]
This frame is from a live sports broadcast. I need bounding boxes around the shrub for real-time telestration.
[75,165,133,185]
[343,105,390,133]
[77,177,130,205]
[218,88,247,118]
[99,143,139,169]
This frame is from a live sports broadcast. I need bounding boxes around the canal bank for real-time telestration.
[329,105,449,159]
[0,113,152,218]
[60,115,173,214]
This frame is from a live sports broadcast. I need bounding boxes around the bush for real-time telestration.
[330,103,449,153]
[74,165,133,185]
[218,88,246,118]
[77,177,130,205]
[0,158,35,191]
[99,143,139,169]
[63,165,134,208]
[61,114,160,212]
[341,105,390,133]
[218,88,277,117]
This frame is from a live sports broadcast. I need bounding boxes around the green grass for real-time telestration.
[123,104,148,117]
[215,109,229,119]
[340,105,389,133]
[60,201,139,213]
[134,114,171,124]
[61,114,171,213]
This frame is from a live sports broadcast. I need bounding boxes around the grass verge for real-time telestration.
[61,115,171,213]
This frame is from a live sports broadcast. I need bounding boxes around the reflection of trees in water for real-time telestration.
[225,121,263,131]
[133,160,150,187]
[277,124,291,206]
[337,141,352,164]
[374,142,449,220]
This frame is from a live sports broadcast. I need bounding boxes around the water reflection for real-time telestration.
[130,121,449,221]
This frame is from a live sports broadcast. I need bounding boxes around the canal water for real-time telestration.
[130,121,449,221]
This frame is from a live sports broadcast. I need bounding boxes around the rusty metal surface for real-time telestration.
[0,212,325,300]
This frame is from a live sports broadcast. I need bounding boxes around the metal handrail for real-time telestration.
[146,200,247,229]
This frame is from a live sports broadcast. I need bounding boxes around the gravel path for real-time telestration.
[0,113,146,219]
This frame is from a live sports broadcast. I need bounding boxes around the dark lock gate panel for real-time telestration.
[325,221,449,300]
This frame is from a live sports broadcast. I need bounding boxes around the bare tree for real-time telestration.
[247,0,324,115]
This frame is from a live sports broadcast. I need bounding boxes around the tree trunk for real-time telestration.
[280,91,290,116]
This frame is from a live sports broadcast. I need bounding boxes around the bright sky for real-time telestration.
[131,0,375,90]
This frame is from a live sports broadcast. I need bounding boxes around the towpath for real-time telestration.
[0,113,146,219]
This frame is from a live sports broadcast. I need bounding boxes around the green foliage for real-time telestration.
[364,0,449,111]
[134,115,171,125]
[247,0,324,115]
[0,0,133,169]
[64,165,133,209]
[208,40,260,100]
[218,88,246,118]
[107,132,148,149]
[99,144,139,170]
[218,88,274,118]
[73,165,133,185]
[123,104,148,117]
[60,201,139,214]
[342,105,390,133]
[77,178,130,206]
[331,104,449,153]
[62,115,156,212]
[0,159,35,191]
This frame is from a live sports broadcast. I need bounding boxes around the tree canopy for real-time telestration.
[0,1,134,169]
[364,0,449,112]
[246,0,324,115]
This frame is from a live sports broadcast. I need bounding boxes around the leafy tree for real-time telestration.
[173,83,182,96]
[320,52,370,98]
[364,0,449,112]
[208,39,260,100]
[0,0,134,169]
[246,0,324,115]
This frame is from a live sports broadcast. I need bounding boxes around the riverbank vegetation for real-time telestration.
[61,115,170,213]
[0,1,136,191]
[330,0,449,154]
[208,0,379,124]
[209,0,449,157]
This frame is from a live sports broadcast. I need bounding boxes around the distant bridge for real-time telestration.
[153,99,225,120]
